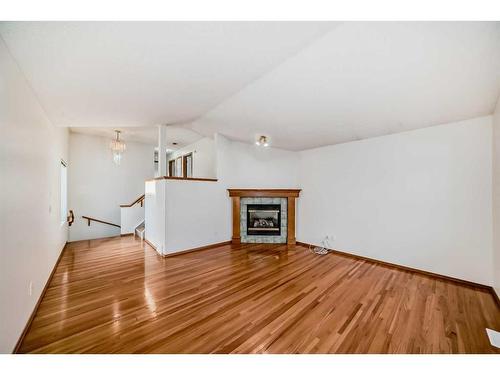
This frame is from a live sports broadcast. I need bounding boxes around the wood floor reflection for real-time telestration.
[18,236,499,353]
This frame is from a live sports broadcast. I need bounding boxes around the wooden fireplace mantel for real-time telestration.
[227,189,301,245]
[227,189,301,198]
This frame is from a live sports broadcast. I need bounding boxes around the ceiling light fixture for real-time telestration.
[255,135,269,147]
[110,130,126,165]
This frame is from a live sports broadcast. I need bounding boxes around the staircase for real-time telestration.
[119,194,146,237]
[75,194,146,240]
[134,221,145,242]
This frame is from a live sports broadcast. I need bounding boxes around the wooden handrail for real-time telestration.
[82,216,121,228]
[146,176,218,182]
[120,194,145,208]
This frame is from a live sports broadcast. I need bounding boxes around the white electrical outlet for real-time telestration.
[29,281,33,296]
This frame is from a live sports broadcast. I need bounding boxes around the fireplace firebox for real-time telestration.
[246,204,281,236]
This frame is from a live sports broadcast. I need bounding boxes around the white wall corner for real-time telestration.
[492,94,500,294]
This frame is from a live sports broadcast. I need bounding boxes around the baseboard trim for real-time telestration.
[296,241,492,291]
[162,241,232,258]
[120,233,134,237]
[144,238,157,251]
[13,242,68,354]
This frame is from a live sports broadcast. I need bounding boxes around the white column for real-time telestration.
[157,124,168,177]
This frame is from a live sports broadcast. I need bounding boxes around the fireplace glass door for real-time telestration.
[246,204,281,236]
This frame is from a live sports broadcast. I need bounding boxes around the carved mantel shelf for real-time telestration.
[227,189,301,245]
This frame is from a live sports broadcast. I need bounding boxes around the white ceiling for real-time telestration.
[70,126,202,148]
[1,21,499,150]
[189,22,500,150]
[0,21,333,128]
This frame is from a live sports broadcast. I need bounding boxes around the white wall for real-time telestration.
[298,117,493,286]
[167,137,216,178]
[0,38,69,353]
[493,98,500,297]
[120,205,144,235]
[164,180,228,254]
[69,133,154,241]
[216,133,299,188]
[145,179,166,253]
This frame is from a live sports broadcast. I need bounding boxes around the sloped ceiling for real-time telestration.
[0,21,334,128]
[189,22,500,150]
[1,21,499,150]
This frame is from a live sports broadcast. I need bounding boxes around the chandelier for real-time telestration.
[110,130,126,165]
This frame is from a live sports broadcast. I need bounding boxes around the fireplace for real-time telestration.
[228,189,301,245]
[246,204,281,236]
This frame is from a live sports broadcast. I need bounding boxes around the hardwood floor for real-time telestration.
[17,236,499,354]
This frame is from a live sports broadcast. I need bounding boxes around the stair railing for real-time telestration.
[82,216,121,228]
[120,194,145,208]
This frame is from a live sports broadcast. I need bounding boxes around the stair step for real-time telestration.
[135,222,145,241]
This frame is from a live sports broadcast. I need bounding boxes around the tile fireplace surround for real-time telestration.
[227,189,301,245]
[241,197,287,243]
